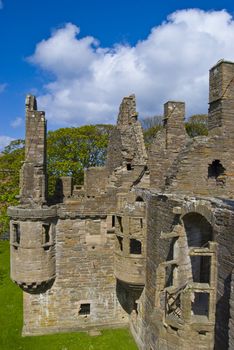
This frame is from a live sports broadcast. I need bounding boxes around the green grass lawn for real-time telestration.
[0,241,138,350]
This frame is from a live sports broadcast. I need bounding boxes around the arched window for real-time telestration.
[183,213,212,247]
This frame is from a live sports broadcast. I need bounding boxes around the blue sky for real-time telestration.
[1,0,234,149]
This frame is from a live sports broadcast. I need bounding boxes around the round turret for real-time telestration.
[9,207,57,293]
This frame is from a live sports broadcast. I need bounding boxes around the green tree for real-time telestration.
[46,124,113,196]
[185,114,208,137]
[0,140,25,234]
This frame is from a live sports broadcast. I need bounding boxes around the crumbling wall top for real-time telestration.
[117,94,138,126]
[25,95,37,112]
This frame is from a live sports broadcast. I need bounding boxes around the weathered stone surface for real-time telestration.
[8,60,234,349]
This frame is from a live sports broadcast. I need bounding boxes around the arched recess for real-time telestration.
[136,196,144,202]
[182,213,213,284]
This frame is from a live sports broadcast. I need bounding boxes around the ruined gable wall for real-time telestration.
[164,135,234,198]
[106,127,124,174]
[149,102,188,190]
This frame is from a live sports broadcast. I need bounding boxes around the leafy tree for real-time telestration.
[185,114,208,137]
[47,124,113,196]
[0,140,24,235]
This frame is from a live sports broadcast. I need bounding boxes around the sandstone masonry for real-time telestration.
[8,60,234,349]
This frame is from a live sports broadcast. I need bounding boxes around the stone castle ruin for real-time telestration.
[8,60,234,349]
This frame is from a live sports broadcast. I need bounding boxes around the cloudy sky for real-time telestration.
[1,0,234,149]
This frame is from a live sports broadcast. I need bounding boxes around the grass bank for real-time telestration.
[0,241,137,350]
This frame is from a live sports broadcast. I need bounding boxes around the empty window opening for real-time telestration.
[13,223,20,245]
[190,256,211,283]
[112,215,115,227]
[117,216,123,233]
[117,236,123,251]
[42,224,50,244]
[165,264,177,288]
[192,292,209,317]
[208,160,226,179]
[136,196,144,202]
[183,213,213,247]
[130,239,142,255]
[126,163,132,171]
[79,303,90,316]
[166,237,178,261]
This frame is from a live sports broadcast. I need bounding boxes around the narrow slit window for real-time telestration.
[13,223,20,244]
[112,215,115,227]
[42,224,50,244]
[117,216,123,233]
[79,303,90,316]
[140,218,143,229]
[117,236,123,251]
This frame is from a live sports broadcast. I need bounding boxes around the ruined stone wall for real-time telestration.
[143,194,233,350]
[164,135,234,198]
[8,61,234,350]
[229,270,234,349]
[105,127,124,174]
[149,101,188,190]
[106,95,147,173]
[84,167,109,196]
[20,95,47,204]
[214,205,234,349]
[209,60,234,135]
[23,216,128,335]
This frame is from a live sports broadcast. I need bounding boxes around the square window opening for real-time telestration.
[130,239,142,255]
[192,292,209,317]
[79,303,90,316]
[190,256,211,284]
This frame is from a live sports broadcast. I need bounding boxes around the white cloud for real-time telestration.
[29,9,234,126]
[0,136,14,151]
[11,117,23,128]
